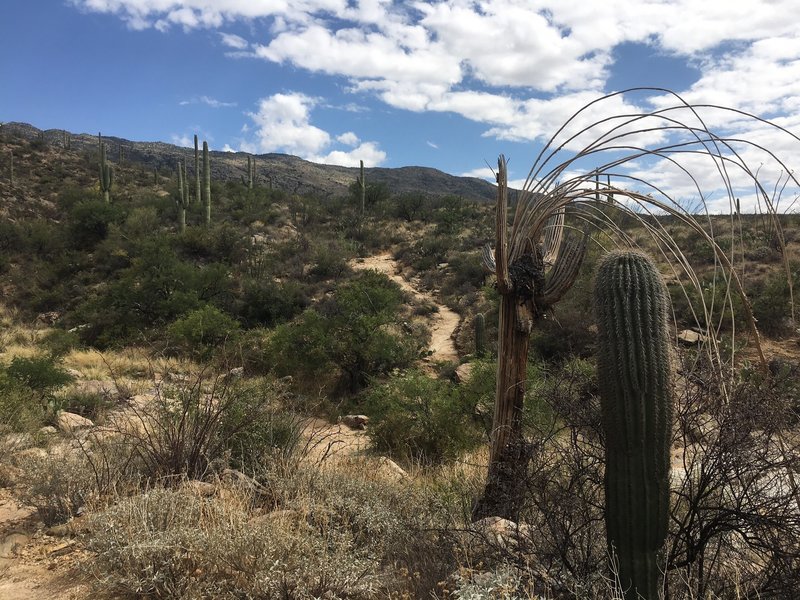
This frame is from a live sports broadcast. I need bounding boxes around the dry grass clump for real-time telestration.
[83,460,461,599]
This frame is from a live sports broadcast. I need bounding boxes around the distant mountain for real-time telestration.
[0,122,498,202]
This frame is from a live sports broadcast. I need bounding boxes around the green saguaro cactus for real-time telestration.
[98,133,114,203]
[202,141,211,225]
[247,155,254,190]
[474,313,486,357]
[8,150,13,186]
[194,134,200,205]
[176,159,190,232]
[594,250,673,600]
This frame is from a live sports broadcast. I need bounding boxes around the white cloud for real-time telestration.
[180,95,237,108]
[72,0,800,206]
[244,92,386,166]
[426,141,438,149]
[219,32,248,50]
[336,131,359,146]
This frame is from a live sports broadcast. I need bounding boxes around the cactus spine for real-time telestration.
[202,141,211,225]
[474,313,486,357]
[594,250,672,600]
[176,159,190,232]
[357,159,366,216]
[194,134,200,205]
[98,133,114,203]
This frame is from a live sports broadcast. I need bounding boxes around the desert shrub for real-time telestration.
[38,328,82,357]
[14,452,97,525]
[237,278,310,328]
[85,485,382,599]
[362,370,482,463]
[165,305,241,359]
[265,271,421,394]
[121,206,162,238]
[0,373,45,434]
[120,375,298,480]
[751,268,795,337]
[54,389,113,421]
[174,223,250,264]
[5,354,73,395]
[67,199,125,250]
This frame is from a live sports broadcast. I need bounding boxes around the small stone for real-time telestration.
[377,457,409,481]
[0,533,30,558]
[340,415,369,430]
[38,426,58,436]
[0,433,35,453]
[226,367,244,380]
[677,329,707,345]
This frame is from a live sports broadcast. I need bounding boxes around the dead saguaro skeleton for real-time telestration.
[472,88,799,522]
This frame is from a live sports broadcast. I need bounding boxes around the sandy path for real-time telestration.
[351,253,460,365]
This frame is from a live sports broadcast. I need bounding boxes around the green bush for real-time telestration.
[363,370,482,463]
[5,354,74,394]
[67,199,125,250]
[38,328,82,358]
[265,271,421,394]
[0,373,45,434]
[165,305,241,359]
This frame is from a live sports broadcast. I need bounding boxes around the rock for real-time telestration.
[677,329,708,345]
[10,447,48,466]
[340,415,369,430]
[181,480,217,497]
[0,433,35,454]
[38,426,58,436]
[454,363,474,383]
[56,411,94,435]
[376,457,409,481]
[225,367,244,380]
[0,532,30,558]
[36,311,60,325]
[471,516,532,550]
[166,372,191,384]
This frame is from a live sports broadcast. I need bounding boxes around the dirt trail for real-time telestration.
[351,253,460,365]
[0,489,89,600]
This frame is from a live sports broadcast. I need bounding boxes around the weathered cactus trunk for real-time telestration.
[594,250,673,600]
[357,159,366,216]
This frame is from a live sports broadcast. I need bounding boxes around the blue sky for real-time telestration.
[2,1,800,210]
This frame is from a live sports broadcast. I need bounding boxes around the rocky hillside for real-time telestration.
[0,122,498,202]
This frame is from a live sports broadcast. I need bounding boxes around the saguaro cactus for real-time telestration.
[8,150,13,186]
[357,159,366,216]
[98,133,114,203]
[247,155,254,189]
[194,135,200,205]
[202,141,211,225]
[474,313,486,357]
[176,159,190,232]
[594,250,672,600]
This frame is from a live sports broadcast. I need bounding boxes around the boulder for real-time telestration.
[471,516,532,550]
[56,411,94,435]
[340,415,369,430]
[0,433,35,454]
[454,363,474,383]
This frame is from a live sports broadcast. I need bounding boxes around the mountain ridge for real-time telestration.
[0,121,498,202]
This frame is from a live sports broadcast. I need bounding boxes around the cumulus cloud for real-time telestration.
[243,92,386,166]
[71,0,800,205]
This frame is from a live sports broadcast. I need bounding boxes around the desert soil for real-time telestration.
[351,252,460,364]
